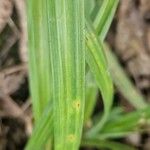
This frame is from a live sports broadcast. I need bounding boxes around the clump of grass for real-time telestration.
[26,0,150,149]
[27,0,85,149]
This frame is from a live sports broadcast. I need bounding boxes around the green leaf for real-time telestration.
[93,0,119,40]
[84,0,119,135]
[105,46,147,109]
[96,132,135,140]
[101,106,150,134]
[26,0,119,148]
[85,21,113,136]
[85,0,95,18]
[92,107,124,126]
[90,0,103,20]
[48,1,85,149]
[27,0,52,122]
[84,71,98,123]
[92,0,146,109]
[81,138,136,150]
[25,105,53,150]
[84,106,150,140]
[27,0,85,149]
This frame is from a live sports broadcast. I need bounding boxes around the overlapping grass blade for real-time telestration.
[85,0,95,17]
[90,0,103,20]
[87,106,150,141]
[85,21,113,136]
[27,0,51,122]
[84,71,98,123]
[101,106,150,134]
[81,138,136,150]
[27,0,118,146]
[92,107,124,126]
[83,106,150,140]
[26,0,53,149]
[27,0,85,149]
[25,105,53,150]
[93,0,119,40]
[84,0,98,125]
[105,46,147,109]
[91,0,146,109]
[83,0,148,147]
[48,1,85,149]
[27,0,120,148]
[85,0,119,136]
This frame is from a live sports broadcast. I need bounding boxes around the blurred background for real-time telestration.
[0,0,150,149]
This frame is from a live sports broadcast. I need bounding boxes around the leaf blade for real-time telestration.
[85,21,113,136]
[48,1,85,149]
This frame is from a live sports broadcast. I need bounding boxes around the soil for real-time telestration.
[0,0,150,149]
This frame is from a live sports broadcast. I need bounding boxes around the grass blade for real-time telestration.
[105,46,147,109]
[91,0,146,109]
[27,0,85,149]
[27,0,51,122]
[81,138,136,150]
[84,0,119,135]
[85,21,113,136]
[25,105,53,150]
[90,0,103,20]
[48,1,85,149]
[26,2,120,148]
[84,71,98,123]
[93,0,119,40]
[101,106,150,134]
[85,0,95,18]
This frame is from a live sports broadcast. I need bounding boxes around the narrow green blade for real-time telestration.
[105,46,147,109]
[25,105,53,150]
[85,0,95,18]
[85,21,113,136]
[48,1,85,149]
[101,106,150,134]
[26,0,120,149]
[27,0,51,122]
[92,0,146,109]
[84,0,147,142]
[26,0,53,149]
[84,71,98,123]
[27,0,85,149]
[81,138,136,150]
[84,0,119,135]
[93,0,119,40]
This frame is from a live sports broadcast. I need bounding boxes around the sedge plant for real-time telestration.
[26,0,150,150]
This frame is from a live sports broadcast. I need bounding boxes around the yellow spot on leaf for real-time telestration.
[67,134,76,142]
[72,100,80,112]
